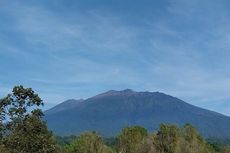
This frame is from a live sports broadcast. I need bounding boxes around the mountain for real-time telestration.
[45,99,84,115]
[44,89,230,138]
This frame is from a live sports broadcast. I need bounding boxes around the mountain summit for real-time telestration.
[44,90,230,138]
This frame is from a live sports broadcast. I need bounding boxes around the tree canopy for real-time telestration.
[0,85,59,153]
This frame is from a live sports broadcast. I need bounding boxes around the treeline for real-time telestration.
[0,86,230,153]
[57,125,230,153]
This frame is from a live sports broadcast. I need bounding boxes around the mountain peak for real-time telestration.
[122,89,136,93]
[45,90,230,137]
[107,89,136,93]
[92,89,137,99]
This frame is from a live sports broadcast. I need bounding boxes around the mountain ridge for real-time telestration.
[44,89,230,138]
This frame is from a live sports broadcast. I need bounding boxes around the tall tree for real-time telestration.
[155,124,180,153]
[118,126,148,153]
[0,85,58,153]
[65,131,111,153]
[178,124,214,153]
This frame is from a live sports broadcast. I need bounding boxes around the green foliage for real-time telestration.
[178,124,214,153]
[57,124,230,153]
[116,124,218,153]
[118,126,148,153]
[55,135,77,147]
[104,137,118,147]
[207,138,230,153]
[0,85,59,153]
[4,113,57,153]
[155,124,180,153]
[139,134,157,153]
[65,131,110,153]
[104,137,119,152]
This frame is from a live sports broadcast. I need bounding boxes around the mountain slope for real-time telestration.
[44,89,230,138]
[45,99,84,115]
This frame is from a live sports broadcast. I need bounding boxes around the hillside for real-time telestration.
[44,89,230,138]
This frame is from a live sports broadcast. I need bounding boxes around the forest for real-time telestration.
[0,86,229,153]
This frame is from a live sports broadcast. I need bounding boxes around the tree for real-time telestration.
[0,85,58,153]
[178,124,214,153]
[65,131,112,153]
[155,124,180,153]
[139,134,157,153]
[118,126,148,153]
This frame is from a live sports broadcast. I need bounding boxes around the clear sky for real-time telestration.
[1,0,230,116]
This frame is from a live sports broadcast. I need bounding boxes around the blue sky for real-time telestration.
[1,0,230,116]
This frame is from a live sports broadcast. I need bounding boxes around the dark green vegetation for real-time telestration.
[45,89,230,138]
[59,125,230,153]
[0,86,60,153]
[0,86,230,153]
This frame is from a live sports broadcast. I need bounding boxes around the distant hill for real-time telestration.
[44,89,230,138]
